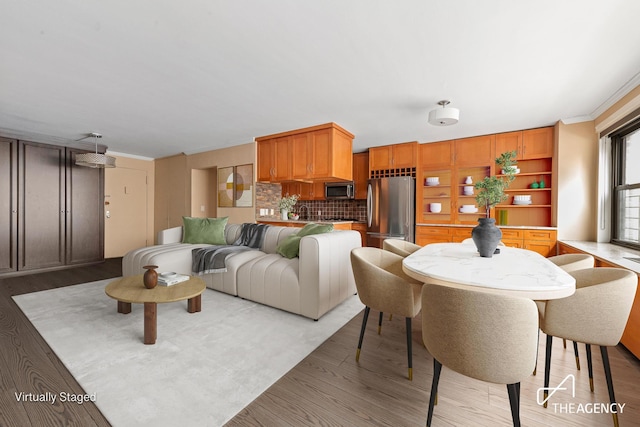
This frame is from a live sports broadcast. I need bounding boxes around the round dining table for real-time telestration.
[402,242,576,300]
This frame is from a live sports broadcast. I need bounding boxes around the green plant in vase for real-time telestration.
[474,151,518,218]
[278,193,299,219]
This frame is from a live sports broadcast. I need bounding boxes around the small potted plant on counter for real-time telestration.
[472,151,518,257]
[278,194,299,221]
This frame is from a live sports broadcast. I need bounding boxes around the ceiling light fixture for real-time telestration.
[428,100,460,126]
[75,132,116,168]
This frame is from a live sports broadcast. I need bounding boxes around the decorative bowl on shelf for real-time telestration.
[425,177,440,186]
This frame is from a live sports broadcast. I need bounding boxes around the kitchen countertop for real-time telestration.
[560,240,640,275]
[257,219,363,225]
[417,223,557,230]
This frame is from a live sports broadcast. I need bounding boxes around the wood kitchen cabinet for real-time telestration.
[419,141,453,169]
[282,181,324,201]
[1,139,104,277]
[351,222,367,246]
[257,123,353,183]
[353,152,369,199]
[369,141,417,175]
[256,136,291,182]
[495,127,553,160]
[454,135,494,166]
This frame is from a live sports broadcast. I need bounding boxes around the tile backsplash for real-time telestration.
[255,182,366,222]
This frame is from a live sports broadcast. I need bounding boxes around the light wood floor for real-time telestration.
[2,263,640,426]
[227,310,640,427]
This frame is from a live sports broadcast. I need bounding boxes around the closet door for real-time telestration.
[18,141,65,270]
[65,148,104,264]
[0,138,18,273]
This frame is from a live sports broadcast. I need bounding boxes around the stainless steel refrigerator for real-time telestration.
[366,176,415,248]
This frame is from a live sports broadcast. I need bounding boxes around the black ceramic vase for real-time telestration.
[471,218,502,258]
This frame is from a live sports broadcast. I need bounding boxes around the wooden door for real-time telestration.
[419,141,453,168]
[495,131,523,159]
[454,135,494,166]
[353,152,369,199]
[522,127,554,159]
[66,148,104,264]
[105,166,148,258]
[0,138,18,273]
[19,141,65,270]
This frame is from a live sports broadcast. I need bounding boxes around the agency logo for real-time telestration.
[537,374,626,415]
[537,374,575,406]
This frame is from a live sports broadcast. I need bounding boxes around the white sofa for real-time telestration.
[122,223,361,320]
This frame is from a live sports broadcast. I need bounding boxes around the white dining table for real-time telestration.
[402,242,576,300]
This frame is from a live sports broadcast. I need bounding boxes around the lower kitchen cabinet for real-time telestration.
[416,225,556,257]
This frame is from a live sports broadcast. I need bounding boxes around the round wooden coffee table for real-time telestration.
[105,275,206,345]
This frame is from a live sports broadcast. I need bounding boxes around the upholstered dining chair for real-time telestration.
[382,238,422,258]
[350,247,423,380]
[540,267,637,427]
[421,283,539,427]
[535,253,595,374]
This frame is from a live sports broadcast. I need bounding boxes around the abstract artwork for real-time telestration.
[218,164,253,207]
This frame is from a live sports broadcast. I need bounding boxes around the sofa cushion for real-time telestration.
[182,216,228,244]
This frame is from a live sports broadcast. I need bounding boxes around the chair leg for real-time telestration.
[356,306,370,362]
[543,334,553,408]
[586,343,594,392]
[426,359,442,427]
[533,328,540,375]
[600,346,620,427]
[573,341,581,370]
[406,317,413,381]
[563,338,567,348]
[507,383,521,427]
[378,311,383,335]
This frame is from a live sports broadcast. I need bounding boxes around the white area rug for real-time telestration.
[13,279,364,427]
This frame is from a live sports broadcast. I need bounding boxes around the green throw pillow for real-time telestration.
[297,222,334,237]
[276,223,334,259]
[182,216,228,244]
[276,234,303,259]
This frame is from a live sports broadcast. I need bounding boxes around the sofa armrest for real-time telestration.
[158,226,183,244]
[298,230,362,319]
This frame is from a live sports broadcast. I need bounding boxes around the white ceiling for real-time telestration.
[2,1,640,159]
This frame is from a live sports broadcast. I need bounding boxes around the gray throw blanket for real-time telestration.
[191,223,270,274]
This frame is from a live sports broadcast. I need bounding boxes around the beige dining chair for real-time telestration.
[539,267,637,427]
[535,253,595,374]
[421,282,538,427]
[382,238,422,258]
[350,247,423,380]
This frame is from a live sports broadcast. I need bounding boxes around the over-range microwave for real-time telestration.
[325,182,355,199]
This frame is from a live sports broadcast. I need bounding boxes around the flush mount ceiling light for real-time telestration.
[75,132,116,168]
[428,100,460,126]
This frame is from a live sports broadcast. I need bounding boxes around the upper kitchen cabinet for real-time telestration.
[495,127,554,160]
[353,152,369,199]
[454,135,494,166]
[256,123,353,182]
[419,140,453,169]
[256,136,291,182]
[369,141,417,178]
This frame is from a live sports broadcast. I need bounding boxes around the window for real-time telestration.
[612,118,640,250]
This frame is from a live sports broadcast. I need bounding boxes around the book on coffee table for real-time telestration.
[157,273,190,286]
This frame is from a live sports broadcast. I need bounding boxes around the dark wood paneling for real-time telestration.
[19,141,65,270]
[65,148,104,264]
[0,138,18,273]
